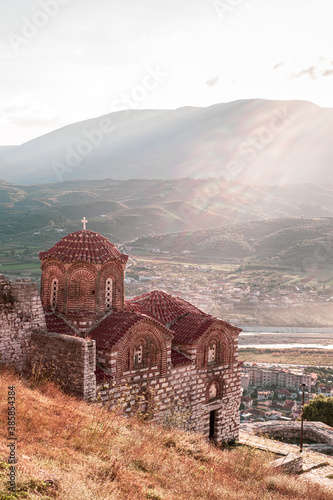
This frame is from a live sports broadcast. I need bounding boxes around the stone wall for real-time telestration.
[30,331,96,401]
[252,421,333,446]
[0,276,46,372]
[96,358,242,443]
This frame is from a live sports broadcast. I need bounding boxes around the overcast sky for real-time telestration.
[1,0,333,145]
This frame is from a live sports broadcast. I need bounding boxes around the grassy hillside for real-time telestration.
[129,217,333,270]
[1,178,333,250]
[0,366,331,499]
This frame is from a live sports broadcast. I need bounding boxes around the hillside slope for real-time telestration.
[1,179,333,248]
[1,99,333,184]
[128,217,333,270]
[0,367,331,500]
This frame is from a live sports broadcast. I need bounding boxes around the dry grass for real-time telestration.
[0,366,332,500]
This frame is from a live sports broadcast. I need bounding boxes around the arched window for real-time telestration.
[134,345,143,365]
[209,382,217,401]
[208,342,216,364]
[51,278,58,309]
[105,278,112,310]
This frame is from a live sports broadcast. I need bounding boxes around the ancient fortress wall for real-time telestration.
[30,331,96,401]
[0,276,46,372]
[0,275,96,401]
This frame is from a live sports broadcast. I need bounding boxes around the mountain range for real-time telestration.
[1,99,332,185]
[1,179,333,275]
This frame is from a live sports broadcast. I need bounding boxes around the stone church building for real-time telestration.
[0,224,242,443]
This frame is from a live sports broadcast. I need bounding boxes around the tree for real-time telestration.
[303,395,333,427]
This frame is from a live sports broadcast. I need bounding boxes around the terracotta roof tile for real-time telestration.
[45,312,77,336]
[127,290,205,324]
[127,289,240,344]
[89,312,147,349]
[171,313,216,344]
[39,230,128,265]
[171,348,192,367]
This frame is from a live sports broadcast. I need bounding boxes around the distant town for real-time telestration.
[3,242,333,327]
[239,362,333,423]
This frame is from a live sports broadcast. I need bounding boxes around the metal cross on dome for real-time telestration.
[81,217,88,230]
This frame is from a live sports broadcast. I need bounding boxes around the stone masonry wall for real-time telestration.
[97,358,242,443]
[0,276,46,372]
[30,331,96,401]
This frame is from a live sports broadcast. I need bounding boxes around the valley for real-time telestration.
[1,178,333,327]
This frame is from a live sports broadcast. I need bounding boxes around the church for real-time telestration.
[0,220,242,443]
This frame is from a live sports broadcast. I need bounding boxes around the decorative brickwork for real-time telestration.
[92,287,242,443]
[1,227,242,444]
[39,230,128,332]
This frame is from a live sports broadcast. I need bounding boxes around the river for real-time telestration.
[238,327,333,350]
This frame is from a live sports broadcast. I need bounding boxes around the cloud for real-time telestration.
[273,61,285,70]
[322,68,333,77]
[289,60,333,80]
[291,66,317,80]
[206,75,219,87]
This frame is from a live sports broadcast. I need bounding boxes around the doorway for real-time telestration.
[209,410,216,441]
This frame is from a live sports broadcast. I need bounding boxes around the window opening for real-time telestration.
[209,382,217,400]
[105,278,112,309]
[134,345,143,365]
[51,279,58,309]
[208,343,216,363]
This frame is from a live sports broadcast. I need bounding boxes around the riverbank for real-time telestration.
[238,348,333,366]
[238,327,333,349]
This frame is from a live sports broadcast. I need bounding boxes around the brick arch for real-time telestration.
[196,325,233,369]
[41,262,66,312]
[116,321,168,379]
[67,267,96,312]
[100,262,125,311]
[206,375,223,403]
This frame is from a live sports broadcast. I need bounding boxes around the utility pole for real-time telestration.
[300,383,306,453]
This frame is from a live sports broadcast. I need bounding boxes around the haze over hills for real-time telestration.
[1,179,333,246]
[128,217,333,271]
[1,99,333,185]
[1,178,333,279]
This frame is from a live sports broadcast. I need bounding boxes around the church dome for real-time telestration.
[39,230,128,265]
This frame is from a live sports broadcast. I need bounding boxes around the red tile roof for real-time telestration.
[127,289,240,345]
[127,289,205,325]
[45,312,76,336]
[171,348,192,367]
[39,230,128,264]
[171,313,216,344]
[90,312,170,349]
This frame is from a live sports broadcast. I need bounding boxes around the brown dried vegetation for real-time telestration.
[0,366,331,500]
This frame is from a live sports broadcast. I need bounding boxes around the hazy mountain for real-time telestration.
[1,99,333,184]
